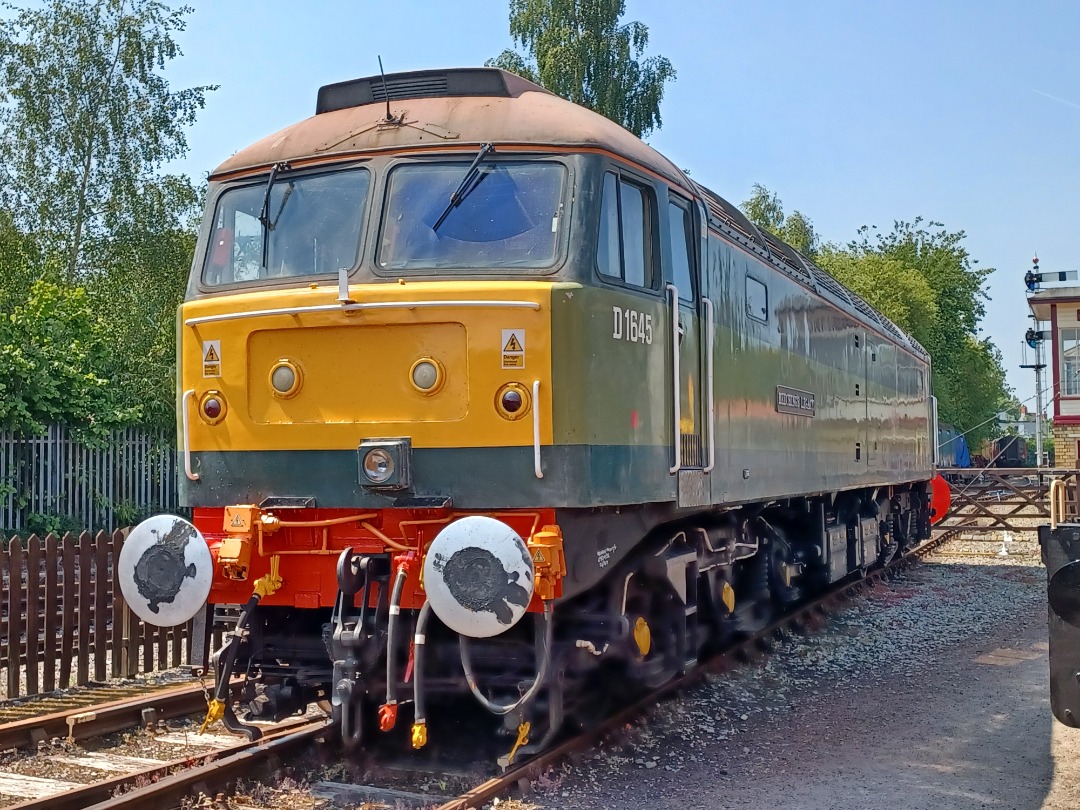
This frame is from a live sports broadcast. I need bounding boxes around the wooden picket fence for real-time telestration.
[1,530,216,700]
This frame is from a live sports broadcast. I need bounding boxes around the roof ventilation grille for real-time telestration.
[316,68,511,115]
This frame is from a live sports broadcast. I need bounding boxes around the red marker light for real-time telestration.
[203,397,222,419]
[501,389,523,413]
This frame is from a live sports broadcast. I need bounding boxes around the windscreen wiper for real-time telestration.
[432,143,495,232]
[258,161,290,269]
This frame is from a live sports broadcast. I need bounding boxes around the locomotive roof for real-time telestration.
[211,67,927,361]
[211,67,694,195]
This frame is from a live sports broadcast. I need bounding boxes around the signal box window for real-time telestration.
[597,172,656,289]
[1063,328,1080,396]
[746,276,768,321]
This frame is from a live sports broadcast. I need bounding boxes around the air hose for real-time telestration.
[379,567,408,731]
[458,601,554,716]
[410,602,433,748]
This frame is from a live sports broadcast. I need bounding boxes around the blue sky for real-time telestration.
[165,1,1080,409]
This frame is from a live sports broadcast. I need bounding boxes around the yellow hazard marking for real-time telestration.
[502,354,524,368]
[532,548,546,563]
[202,340,222,378]
[503,334,523,352]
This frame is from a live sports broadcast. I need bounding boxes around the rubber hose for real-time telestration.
[458,601,554,716]
[385,568,408,707]
[412,602,433,725]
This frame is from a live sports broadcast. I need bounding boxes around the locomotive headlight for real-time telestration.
[362,448,395,484]
[269,360,302,398]
[357,439,411,490]
[199,391,227,425]
[410,357,444,394]
[495,382,531,421]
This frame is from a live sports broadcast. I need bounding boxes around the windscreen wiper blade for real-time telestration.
[432,143,495,232]
[258,161,290,269]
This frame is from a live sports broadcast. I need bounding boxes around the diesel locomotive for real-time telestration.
[119,67,938,760]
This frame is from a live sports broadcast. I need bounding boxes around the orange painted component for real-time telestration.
[218,505,259,580]
[193,506,558,611]
[929,474,951,525]
[378,702,398,731]
[528,524,566,601]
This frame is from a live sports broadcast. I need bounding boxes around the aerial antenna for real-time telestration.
[378,55,393,121]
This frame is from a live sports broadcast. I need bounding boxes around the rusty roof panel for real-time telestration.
[212,68,692,192]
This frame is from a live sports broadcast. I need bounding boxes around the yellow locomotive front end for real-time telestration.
[116,72,596,754]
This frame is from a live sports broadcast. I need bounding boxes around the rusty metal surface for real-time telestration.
[937,467,1080,533]
[210,69,693,192]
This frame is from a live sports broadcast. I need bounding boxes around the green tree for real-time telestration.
[0,0,214,280]
[740,183,819,257]
[0,1,212,434]
[487,0,676,137]
[85,178,200,429]
[0,279,137,439]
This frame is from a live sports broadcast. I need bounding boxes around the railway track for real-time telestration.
[0,530,966,810]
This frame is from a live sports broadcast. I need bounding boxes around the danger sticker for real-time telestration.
[202,340,221,378]
[502,329,525,370]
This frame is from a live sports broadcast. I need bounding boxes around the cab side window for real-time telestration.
[668,200,695,301]
[597,171,657,289]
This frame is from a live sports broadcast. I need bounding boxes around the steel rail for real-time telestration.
[435,530,960,810]
[10,718,327,810]
[0,682,227,751]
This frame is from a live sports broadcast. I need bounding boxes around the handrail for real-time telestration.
[702,296,715,474]
[185,299,542,327]
[1051,477,1067,530]
[532,380,543,479]
[181,389,200,481]
[667,284,681,474]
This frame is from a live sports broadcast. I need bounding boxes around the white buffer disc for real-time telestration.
[423,516,535,638]
[118,515,213,627]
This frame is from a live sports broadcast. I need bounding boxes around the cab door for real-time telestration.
[668,197,705,478]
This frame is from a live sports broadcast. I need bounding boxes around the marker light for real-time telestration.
[362,448,395,484]
[199,391,227,425]
[410,358,444,394]
[495,383,531,421]
[502,389,523,412]
[269,360,302,398]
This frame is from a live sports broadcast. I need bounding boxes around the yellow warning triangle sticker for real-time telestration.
[532,548,546,563]
[503,334,523,352]
[204,345,220,362]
